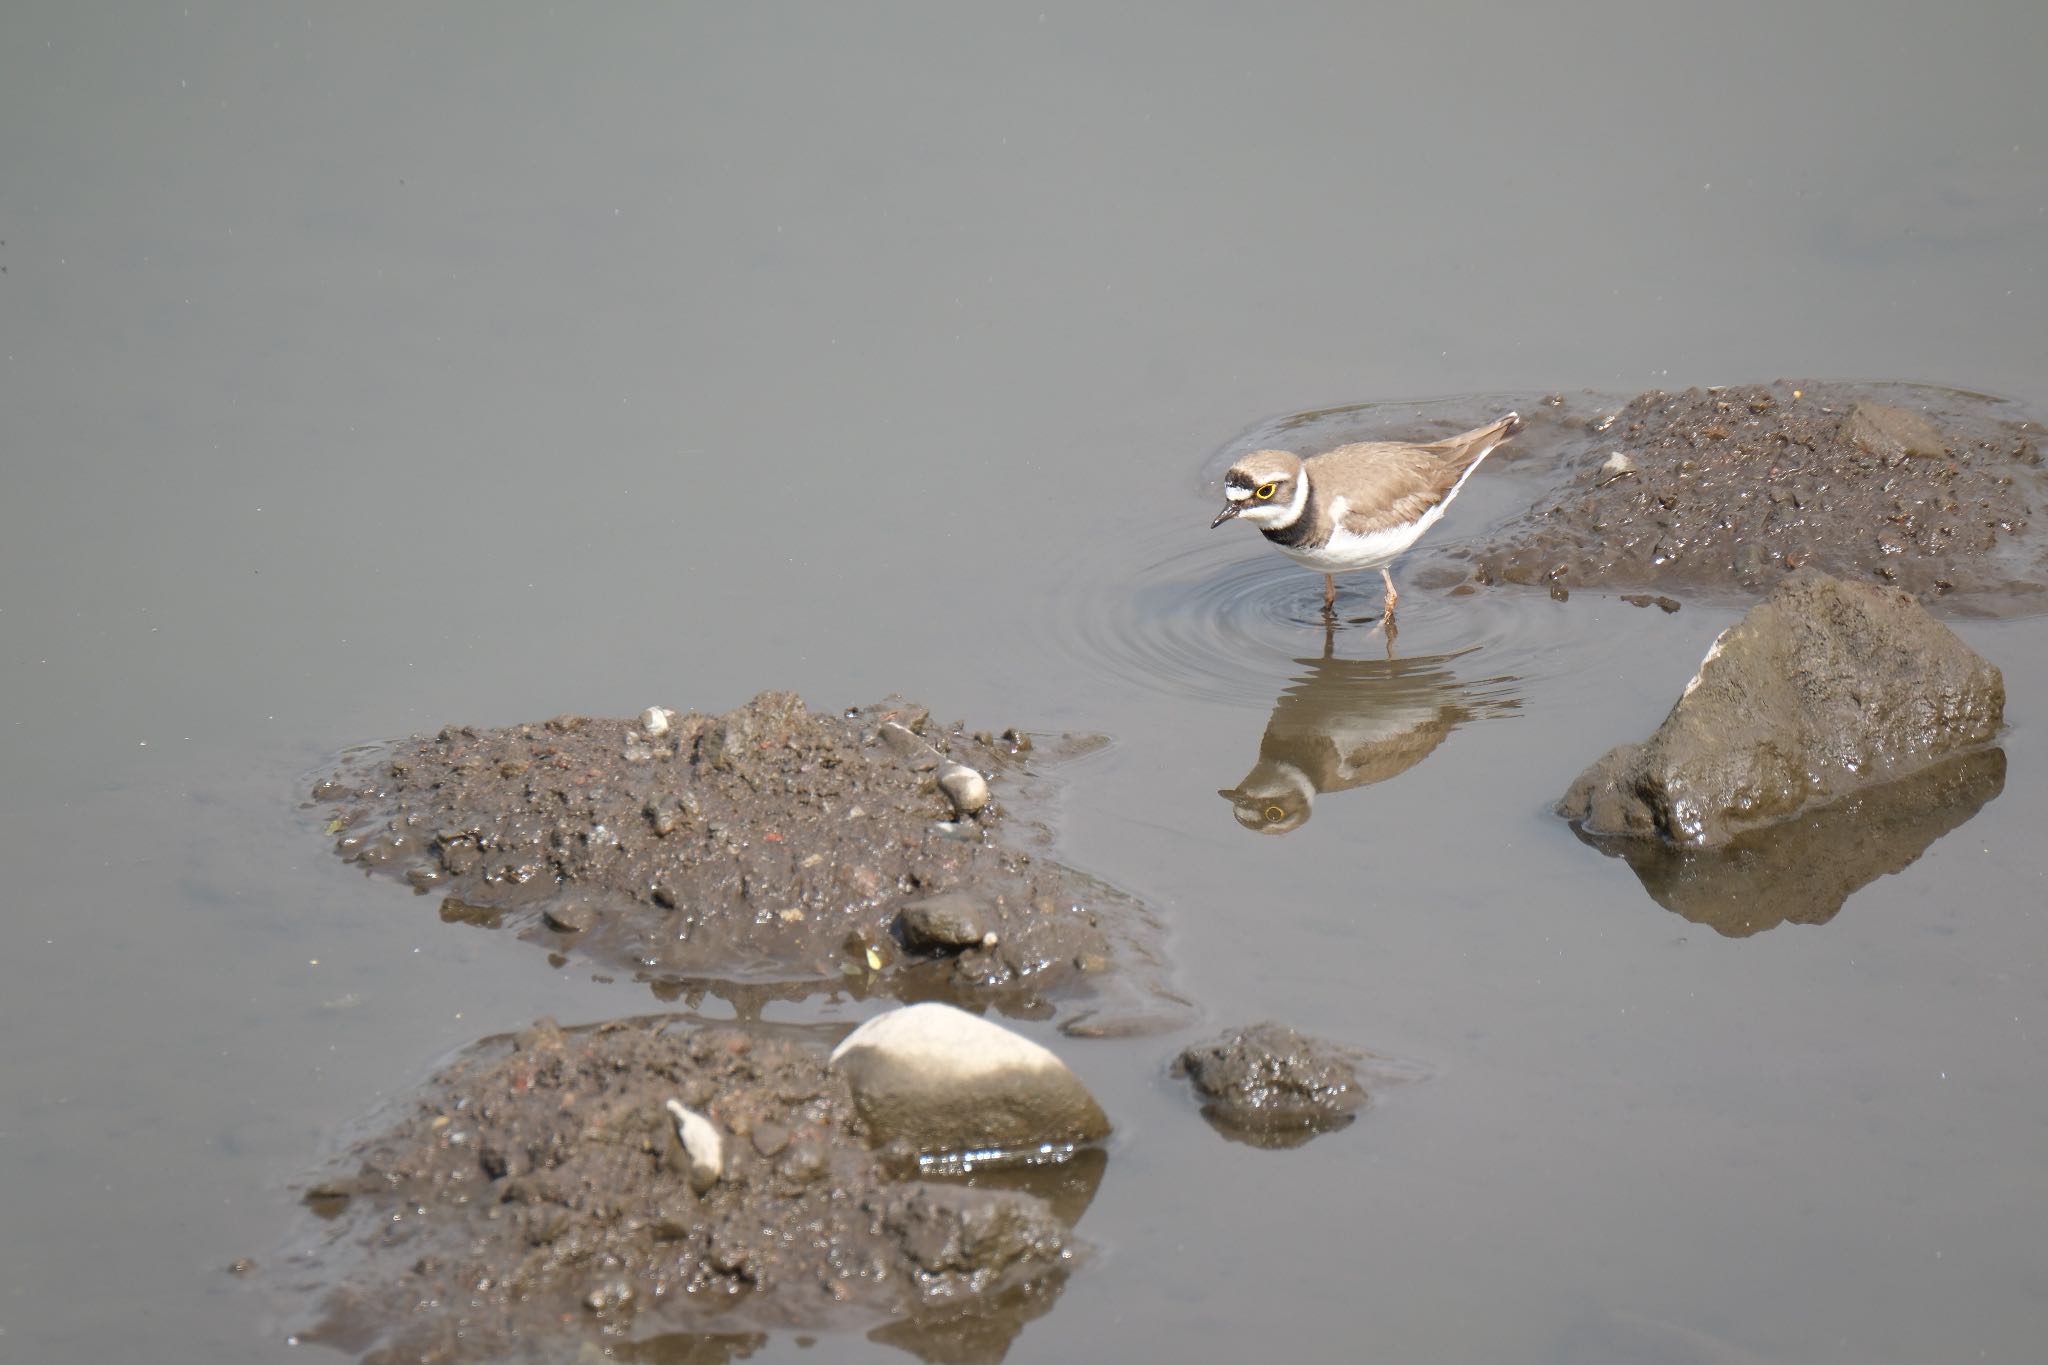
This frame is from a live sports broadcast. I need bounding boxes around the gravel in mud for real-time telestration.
[293,1016,1084,1363]
[312,693,1179,1033]
[1464,382,2047,610]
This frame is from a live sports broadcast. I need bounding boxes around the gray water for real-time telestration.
[5,4,2047,1361]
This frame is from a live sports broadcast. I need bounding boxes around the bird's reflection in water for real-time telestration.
[1219,627,1519,834]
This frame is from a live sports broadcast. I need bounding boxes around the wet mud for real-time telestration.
[1463,382,2048,610]
[290,1015,1092,1363]
[312,693,1180,1035]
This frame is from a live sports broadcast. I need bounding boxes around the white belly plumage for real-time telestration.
[1268,496,1447,573]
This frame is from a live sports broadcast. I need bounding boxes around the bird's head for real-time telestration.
[1211,450,1306,529]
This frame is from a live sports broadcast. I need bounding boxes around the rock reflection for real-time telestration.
[865,1149,1106,1363]
[1218,631,1519,834]
[1574,745,2006,936]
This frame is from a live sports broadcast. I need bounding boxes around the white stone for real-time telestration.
[937,761,990,817]
[829,1003,1109,1158]
[640,706,674,737]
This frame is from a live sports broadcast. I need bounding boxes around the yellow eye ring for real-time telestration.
[1256,482,1277,500]
[1265,805,1286,822]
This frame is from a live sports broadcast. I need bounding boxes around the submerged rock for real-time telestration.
[829,1003,1110,1162]
[1559,572,2004,846]
[1172,1021,1369,1148]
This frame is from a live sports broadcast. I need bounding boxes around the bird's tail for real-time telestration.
[1436,411,1522,466]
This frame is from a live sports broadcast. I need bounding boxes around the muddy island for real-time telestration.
[313,692,1181,1035]
[292,1013,1100,1363]
[1464,381,2047,609]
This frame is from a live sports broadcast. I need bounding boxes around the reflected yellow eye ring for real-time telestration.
[1256,482,1277,500]
[1264,805,1286,822]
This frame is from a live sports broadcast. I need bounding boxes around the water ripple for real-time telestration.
[1047,509,1574,710]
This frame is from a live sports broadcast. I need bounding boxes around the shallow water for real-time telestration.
[5,4,2048,1362]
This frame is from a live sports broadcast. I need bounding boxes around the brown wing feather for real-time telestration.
[1308,414,1518,536]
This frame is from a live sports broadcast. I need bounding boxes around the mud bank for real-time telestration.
[1464,382,2047,609]
[291,1015,1092,1363]
[313,693,1180,1034]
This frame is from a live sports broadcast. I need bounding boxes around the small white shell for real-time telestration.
[664,1099,725,1193]
[640,706,674,737]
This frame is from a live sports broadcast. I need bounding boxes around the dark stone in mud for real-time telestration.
[1577,745,2005,936]
[897,892,992,951]
[1172,1021,1368,1148]
[290,1016,1089,1362]
[1559,572,2004,847]
[1468,382,2048,608]
[313,693,1177,1033]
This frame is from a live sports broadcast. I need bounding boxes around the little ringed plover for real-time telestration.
[1210,411,1520,622]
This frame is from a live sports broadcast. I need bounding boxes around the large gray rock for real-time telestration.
[829,1003,1110,1160]
[1560,572,2004,846]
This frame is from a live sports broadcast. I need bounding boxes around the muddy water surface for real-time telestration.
[5,4,2048,1363]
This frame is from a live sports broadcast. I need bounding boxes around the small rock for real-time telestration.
[750,1121,790,1157]
[897,893,991,952]
[936,762,991,817]
[779,1134,828,1184]
[1842,402,1949,459]
[829,1003,1110,1160]
[644,799,683,836]
[1597,450,1636,486]
[1173,1021,1369,1148]
[639,706,674,737]
[663,1099,725,1194]
[543,904,593,933]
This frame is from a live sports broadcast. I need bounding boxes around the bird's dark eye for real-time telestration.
[1264,804,1286,822]
[1256,482,1277,500]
